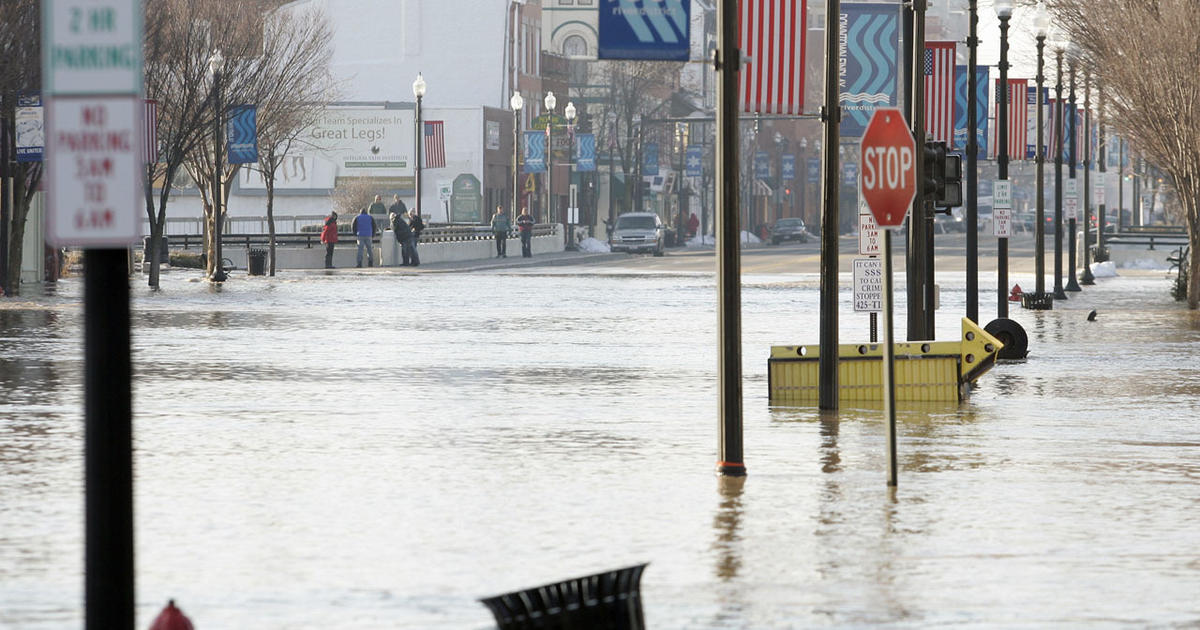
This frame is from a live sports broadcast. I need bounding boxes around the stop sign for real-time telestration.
[859,108,916,229]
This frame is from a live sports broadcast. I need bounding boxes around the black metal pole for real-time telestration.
[1116,137,1124,232]
[210,69,227,282]
[1097,84,1107,258]
[1030,34,1047,303]
[85,249,135,630]
[0,108,10,297]
[1062,57,1079,291]
[997,14,1011,319]
[1132,156,1141,227]
[546,115,553,224]
[416,93,424,220]
[882,228,897,487]
[965,0,979,323]
[715,0,745,476]
[906,1,929,340]
[1052,48,1067,298]
[1080,76,1099,284]
[818,0,842,410]
[512,107,520,219]
[1065,60,1084,291]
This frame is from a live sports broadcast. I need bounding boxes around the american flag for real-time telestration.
[424,120,445,168]
[991,78,1028,161]
[923,42,956,145]
[142,99,158,164]
[739,0,806,115]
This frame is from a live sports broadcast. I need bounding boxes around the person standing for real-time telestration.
[408,208,425,266]
[490,205,511,258]
[516,207,534,258]
[353,207,376,267]
[320,210,339,268]
[369,194,388,217]
[391,208,415,266]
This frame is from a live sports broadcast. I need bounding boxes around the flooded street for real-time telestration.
[2,261,1199,628]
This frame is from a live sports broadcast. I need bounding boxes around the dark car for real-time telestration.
[769,217,810,245]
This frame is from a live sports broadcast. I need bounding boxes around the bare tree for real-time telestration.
[1053,0,1200,307]
[243,6,336,276]
[0,0,43,295]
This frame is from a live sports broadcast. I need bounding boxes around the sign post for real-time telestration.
[859,108,916,488]
[43,1,142,627]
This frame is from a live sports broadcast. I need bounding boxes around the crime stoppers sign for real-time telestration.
[859,108,916,229]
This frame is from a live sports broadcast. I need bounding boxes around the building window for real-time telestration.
[560,0,574,4]
[577,0,593,4]
[562,35,587,58]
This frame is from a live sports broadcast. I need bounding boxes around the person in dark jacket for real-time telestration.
[516,207,534,257]
[490,206,511,258]
[352,207,376,267]
[408,208,425,266]
[320,211,339,268]
[390,209,415,266]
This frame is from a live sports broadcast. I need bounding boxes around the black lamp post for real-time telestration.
[1023,2,1051,309]
[965,0,980,323]
[209,50,227,282]
[995,0,1013,319]
[565,100,577,249]
[1052,32,1069,297]
[510,91,524,221]
[544,91,556,225]
[1065,55,1084,291]
[412,73,426,220]
[1081,70,1095,284]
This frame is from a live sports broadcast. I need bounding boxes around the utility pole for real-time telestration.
[906,0,932,340]
[818,0,842,409]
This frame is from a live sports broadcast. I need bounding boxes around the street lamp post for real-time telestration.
[1052,31,1070,297]
[995,0,1013,319]
[209,50,227,282]
[544,91,556,226]
[773,132,784,222]
[564,100,577,250]
[1081,71,1095,284]
[799,137,808,227]
[1024,2,1050,310]
[966,0,980,323]
[1065,55,1084,290]
[510,91,524,222]
[412,73,426,220]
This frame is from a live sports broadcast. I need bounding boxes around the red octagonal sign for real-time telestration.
[859,108,916,229]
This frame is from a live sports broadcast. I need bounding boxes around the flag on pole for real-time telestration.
[923,42,956,145]
[739,0,806,115]
[424,120,446,168]
[992,78,1028,161]
[142,99,158,164]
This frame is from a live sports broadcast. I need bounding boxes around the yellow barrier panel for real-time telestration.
[768,318,1003,404]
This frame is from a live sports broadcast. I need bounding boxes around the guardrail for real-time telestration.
[1103,233,1189,250]
[160,223,560,250]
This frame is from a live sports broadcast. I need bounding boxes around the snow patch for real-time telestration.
[687,234,716,247]
[577,237,611,253]
[1090,261,1118,278]
[1121,258,1172,271]
[740,231,762,244]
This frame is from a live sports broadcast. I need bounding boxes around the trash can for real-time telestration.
[247,248,267,276]
[480,563,648,630]
[143,235,168,264]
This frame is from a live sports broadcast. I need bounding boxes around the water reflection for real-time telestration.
[711,476,745,582]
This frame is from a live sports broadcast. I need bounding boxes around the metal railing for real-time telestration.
[159,222,559,249]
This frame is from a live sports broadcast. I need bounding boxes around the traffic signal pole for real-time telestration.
[818,0,842,410]
[906,0,932,340]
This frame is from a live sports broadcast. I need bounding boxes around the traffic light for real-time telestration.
[937,151,963,210]
[922,141,963,213]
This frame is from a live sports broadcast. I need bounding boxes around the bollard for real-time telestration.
[148,600,194,630]
[480,564,648,630]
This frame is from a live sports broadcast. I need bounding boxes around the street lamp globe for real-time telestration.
[412,73,427,99]
[1049,24,1068,54]
[1034,2,1050,37]
[544,91,556,112]
[800,137,808,150]
[564,101,577,122]
[510,91,524,111]
[994,0,1013,18]
[774,131,783,145]
[208,49,224,77]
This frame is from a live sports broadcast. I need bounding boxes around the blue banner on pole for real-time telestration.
[643,142,659,176]
[842,162,858,187]
[840,3,902,137]
[15,92,43,163]
[754,151,770,179]
[807,157,821,183]
[953,65,989,158]
[781,154,795,180]
[575,133,596,172]
[685,145,703,176]
[524,131,545,173]
[597,0,690,61]
[226,105,258,164]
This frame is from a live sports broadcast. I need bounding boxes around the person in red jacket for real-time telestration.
[516,207,535,257]
[320,211,338,268]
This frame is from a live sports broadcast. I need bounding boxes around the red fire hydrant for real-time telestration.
[149,600,194,630]
[1008,284,1023,301]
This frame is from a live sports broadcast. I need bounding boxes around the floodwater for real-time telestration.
[1,263,1199,628]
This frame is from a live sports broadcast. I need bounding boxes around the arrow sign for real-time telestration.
[859,108,915,230]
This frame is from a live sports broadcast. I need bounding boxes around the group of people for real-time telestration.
[319,194,425,268]
[491,205,535,258]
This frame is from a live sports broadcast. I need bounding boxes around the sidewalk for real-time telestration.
[309,248,631,274]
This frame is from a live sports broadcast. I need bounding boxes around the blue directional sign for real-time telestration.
[685,145,702,176]
[754,151,770,179]
[643,142,659,176]
[781,154,795,181]
[598,0,690,61]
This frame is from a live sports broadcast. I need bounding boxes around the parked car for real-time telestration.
[768,217,810,245]
[609,212,666,256]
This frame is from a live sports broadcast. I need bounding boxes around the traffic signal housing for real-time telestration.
[922,141,963,214]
